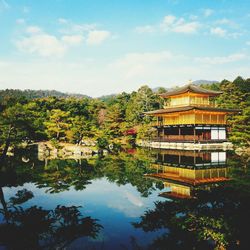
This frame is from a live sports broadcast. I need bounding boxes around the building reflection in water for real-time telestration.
[146,150,230,199]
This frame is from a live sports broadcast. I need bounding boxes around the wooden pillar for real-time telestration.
[193,127,196,142]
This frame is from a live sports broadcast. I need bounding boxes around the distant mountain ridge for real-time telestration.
[192,80,219,85]
[152,79,219,93]
[0,80,219,101]
[0,89,90,101]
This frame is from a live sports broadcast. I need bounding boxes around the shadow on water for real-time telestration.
[0,146,250,249]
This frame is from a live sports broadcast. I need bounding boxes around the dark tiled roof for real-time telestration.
[145,106,240,115]
[159,84,223,97]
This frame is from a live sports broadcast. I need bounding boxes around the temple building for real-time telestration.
[145,150,230,199]
[145,84,239,149]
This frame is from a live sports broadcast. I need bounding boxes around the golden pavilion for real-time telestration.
[145,84,239,149]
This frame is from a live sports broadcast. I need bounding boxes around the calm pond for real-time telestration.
[0,147,249,249]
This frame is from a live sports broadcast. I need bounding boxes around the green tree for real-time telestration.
[126,86,160,125]
[0,103,35,159]
[44,109,71,141]
[68,116,95,144]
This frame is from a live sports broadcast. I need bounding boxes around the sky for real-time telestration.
[0,0,250,97]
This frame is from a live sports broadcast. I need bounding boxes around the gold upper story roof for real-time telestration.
[144,106,240,115]
[159,84,222,98]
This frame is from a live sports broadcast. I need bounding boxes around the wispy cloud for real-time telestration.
[110,51,177,79]
[15,32,66,57]
[86,30,110,45]
[135,14,201,34]
[0,50,249,96]
[195,53,247,65]
[134,12,244,39]
[15,25,84,57]
[210,26,242,39]
[214,18,238,28]
[57,18,97,34]
[161,15,201,34]
[134,25,155,34]
[210,27,227,37]
[61,35,84,46]
[58,19,111,45]
[15,20,112,57]
[26,26,42,34]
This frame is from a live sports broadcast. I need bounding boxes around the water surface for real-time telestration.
[0,148,249,249]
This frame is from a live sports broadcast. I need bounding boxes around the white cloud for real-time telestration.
[117,51,174,65]
[134,14,243,39]
[214,18,240,31]
[203,8,214,17]
[57,19,112,45]
[58,19,97,35]
[215,18,232,26]
[110,51,175,79]
[26,26,42,34]
[16,33,66,57]
[161,15,200,34]
[124,191,143,207]
[0,50,249,97]
[58,18,69,24]
[162,15,176,26]
[135,14,201,35]
[61,35,84,46]
[195,53,247,65]
[172,21,200,34]
[189,15,198,20]
[15,21,110,57]
[86,30,110,45]
[134,25,155,34]
[210,27,227,37]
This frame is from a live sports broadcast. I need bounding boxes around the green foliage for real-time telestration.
[125,85,161,125]
[137,123,157,140]
[96,137,109,150]
[44,109,71,141]
[0,76,249,148]
[215,76,250,146]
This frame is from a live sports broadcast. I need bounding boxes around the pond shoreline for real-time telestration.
[37,141,100,159]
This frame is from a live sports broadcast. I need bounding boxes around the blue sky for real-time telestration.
[0,0,250,96]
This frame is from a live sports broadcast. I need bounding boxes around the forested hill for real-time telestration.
[0,79,219,102]
[0,76,249,155]
[0,89,90,101]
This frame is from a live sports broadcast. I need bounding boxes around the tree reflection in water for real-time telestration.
[1,147,249,249]
[0,188,102,249]
[134,153,250,250]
